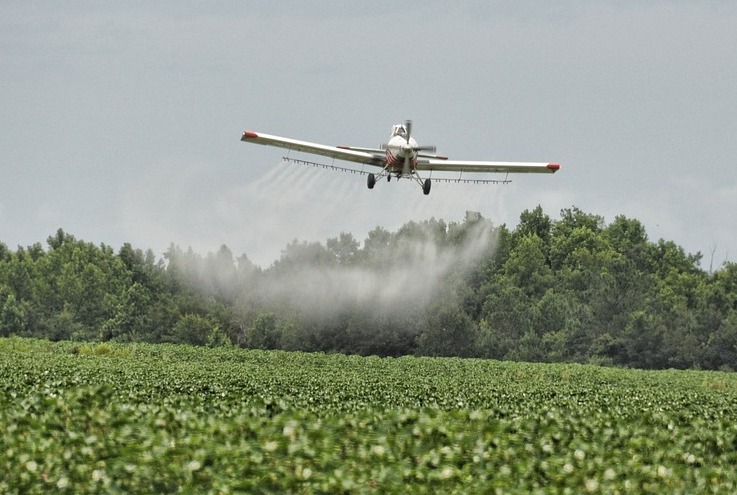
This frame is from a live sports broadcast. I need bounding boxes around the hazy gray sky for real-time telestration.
[2,2,736,267]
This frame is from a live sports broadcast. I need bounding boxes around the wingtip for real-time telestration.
[547,163,561,172]
[241,131,259,141]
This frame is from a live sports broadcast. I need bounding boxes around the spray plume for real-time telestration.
[244,214,498,320]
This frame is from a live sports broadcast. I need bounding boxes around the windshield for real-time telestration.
[392,125,407,138]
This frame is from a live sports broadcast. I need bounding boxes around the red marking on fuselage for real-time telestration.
[385,150,417,171]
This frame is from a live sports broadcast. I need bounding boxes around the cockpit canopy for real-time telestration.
[391,124,407,138]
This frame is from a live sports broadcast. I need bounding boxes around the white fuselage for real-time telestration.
[385,131,418,173]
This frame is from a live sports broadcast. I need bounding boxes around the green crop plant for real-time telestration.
[2,337,736,493]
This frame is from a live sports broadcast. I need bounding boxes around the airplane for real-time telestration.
[240,120,560,195]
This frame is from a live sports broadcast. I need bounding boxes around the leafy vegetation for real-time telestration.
[2,337,736,493]
[2,206,737,369]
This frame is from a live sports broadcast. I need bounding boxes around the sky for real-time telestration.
[2,1,736,268]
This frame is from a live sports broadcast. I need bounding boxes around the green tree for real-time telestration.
[206,325,233,348]
[2,247,39,311]
[171,314,214,346]
[651,239,703,281]
[702,312,737,370]
[101,283,152,342]
[622,311,668,369]
[477,279,533,359]
[533,289,573,337]
[515,205,552,249]
[603,215,651,271]
[35,234,130,335]
[705,262,737,314]
[502,234,553,298]
[246,313,280,350]
[205,245,238,301]
[1,294,27,337]
[47,307,86,341]
[549,207,605,271]
[270,240,334,274]
[326,233,360,265]
[507,330,546,362]
[119,243,162,289]
[359,227,392,266]
[0,242,10,262]
[417,301,476,358]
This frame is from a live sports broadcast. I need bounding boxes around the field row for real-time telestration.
[2,338,737,493]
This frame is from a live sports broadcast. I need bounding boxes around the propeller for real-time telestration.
[402,120,412,175]
[395,120,437,176]
[405,119,437,154]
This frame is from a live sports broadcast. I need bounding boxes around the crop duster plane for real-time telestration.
[241,121,560,195]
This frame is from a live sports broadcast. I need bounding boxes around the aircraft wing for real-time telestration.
[417,158,560,174]
[241,131,385,167]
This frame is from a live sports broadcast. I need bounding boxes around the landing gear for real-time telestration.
[368,168,430,195]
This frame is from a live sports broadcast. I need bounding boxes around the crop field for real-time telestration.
[1,338,737,494]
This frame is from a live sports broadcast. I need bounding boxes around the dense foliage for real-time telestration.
[2,338,736,493]
[2,206,737,370]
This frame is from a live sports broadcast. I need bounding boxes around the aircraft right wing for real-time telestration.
[241,131,385,167]
[417,158,560,174]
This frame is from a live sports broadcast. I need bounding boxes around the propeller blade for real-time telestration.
[403,150,411,175]
[413,145,437,153]
[405,120,412,144]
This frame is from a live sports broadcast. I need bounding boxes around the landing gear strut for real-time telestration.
[368,168,431,195]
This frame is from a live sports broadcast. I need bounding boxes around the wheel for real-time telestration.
[423,178,431,195]
[387,174,391,182]
[367,173,376,189]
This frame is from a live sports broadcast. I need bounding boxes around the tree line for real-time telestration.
[2,206,736,370]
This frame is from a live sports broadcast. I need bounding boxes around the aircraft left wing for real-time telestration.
[417,158,560,174]
[241,131,385,167]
